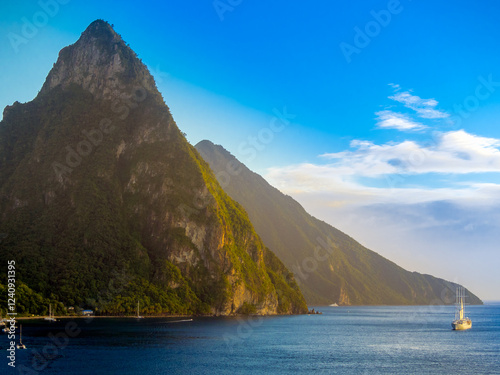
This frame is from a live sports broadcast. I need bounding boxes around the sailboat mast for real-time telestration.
[460,295,464,320]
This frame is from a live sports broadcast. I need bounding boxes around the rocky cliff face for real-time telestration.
[0,20,307,316]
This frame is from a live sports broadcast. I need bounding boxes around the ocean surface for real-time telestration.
[3,304,499,374]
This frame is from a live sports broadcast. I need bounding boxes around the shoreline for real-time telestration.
[12,311,308,320]
[8,303,493,321]
[13,315,194,320]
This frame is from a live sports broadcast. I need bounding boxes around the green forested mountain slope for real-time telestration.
[0,20,307,316]
[195,140,483,306]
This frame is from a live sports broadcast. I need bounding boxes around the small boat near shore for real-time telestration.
[168,319,193,323]
[136,301,143,319]
[1,318,12,333]
[17,325,27,349]
[44,304,57,322]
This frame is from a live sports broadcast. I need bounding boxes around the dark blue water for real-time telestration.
[3,304,499,374]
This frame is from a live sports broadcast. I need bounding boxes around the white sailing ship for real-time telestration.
[451,287,471,330]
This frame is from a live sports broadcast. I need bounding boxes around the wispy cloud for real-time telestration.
[388,83,401,90]
[375,110,427,131]
[374,85,449,132]
[388,90,449,119]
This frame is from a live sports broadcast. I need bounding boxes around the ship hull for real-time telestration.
[452,319,472,330]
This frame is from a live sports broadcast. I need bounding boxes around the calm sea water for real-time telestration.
[3,304,499,374]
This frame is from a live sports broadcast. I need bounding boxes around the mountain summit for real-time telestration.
[0,20,307,316]
[40,20,161,104]
[195,140,483,306]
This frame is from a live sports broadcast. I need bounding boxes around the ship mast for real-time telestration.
[455,287,466,320]
[459,296,464,320]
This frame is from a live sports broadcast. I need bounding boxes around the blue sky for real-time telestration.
[2,0,500,300]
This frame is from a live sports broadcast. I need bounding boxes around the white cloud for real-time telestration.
[266,130,500,209]
[389,90,449,119]
[375,110,427,131]
[320,130,500,176]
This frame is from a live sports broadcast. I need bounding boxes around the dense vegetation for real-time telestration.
[195,140,483,306]
[0,281,65,317]
[0,20,307,316]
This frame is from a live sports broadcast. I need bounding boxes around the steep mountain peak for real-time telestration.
[0,21,307,316]
[40,19,161,103]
